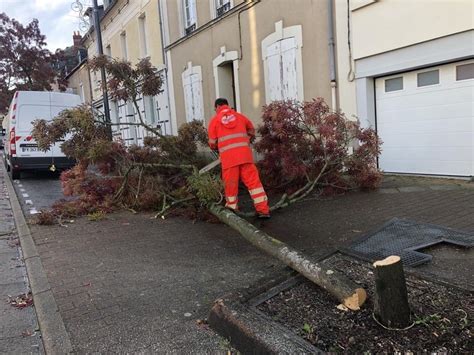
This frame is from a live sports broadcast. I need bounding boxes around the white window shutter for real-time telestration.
[266,41,282,101]
[125,101,136,146]
[155,72,172,135]
[183,73,194,123]
[135,95,146,143]
[280,37,298,101]
[190,73,204,121]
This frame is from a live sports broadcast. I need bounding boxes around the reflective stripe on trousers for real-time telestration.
[222,163,270,215]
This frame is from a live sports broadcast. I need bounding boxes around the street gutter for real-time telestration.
[2,163,73,354]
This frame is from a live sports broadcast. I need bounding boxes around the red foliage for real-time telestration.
[255,99,382,193]
[49,165,120,218]
[0,13,65,114]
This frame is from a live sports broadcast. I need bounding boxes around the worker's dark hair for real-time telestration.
[214,98,228,108]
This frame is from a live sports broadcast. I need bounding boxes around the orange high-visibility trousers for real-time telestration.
[222,163,270,214]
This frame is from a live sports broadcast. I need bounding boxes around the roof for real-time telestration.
[64,58,88,80]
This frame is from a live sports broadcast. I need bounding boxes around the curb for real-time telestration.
[2,163,73,354]
[208,271,319,354]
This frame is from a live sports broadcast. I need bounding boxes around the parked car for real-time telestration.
[3,91,81,179]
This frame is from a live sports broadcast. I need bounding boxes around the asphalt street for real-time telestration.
[13,171,64,217]
[2,152,64,217]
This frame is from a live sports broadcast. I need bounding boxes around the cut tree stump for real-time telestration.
[373,255,411,328]
[209,204,367,310]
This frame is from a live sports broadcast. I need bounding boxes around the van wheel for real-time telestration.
[10,169,20,180]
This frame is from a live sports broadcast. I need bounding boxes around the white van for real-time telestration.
[3,91,81,179]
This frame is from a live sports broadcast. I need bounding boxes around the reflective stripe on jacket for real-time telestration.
[208,105,254,169]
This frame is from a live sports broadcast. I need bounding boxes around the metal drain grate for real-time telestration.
[340,218,474,267]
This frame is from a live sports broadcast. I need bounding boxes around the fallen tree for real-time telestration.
[210,204,367,310]
[31,56,382,310]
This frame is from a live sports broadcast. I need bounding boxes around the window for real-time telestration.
[417,70,439,87]
[262,21,304,103]
[456,63,474,81]
[216,0,231,17]
[144,96,157,125]
[120,31,128,60]
[138,14,148,58]
[385,77,403,92]
[183,0,197,34]
[125,101,137,145]
[265,37,298,101]
[182,64,204,122]
[105,44,112,58]
[79,83,85,103]
[109,100,120,133]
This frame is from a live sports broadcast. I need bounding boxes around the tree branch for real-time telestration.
[154,196,197,219]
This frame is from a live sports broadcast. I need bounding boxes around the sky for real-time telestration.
[0,0,101,51]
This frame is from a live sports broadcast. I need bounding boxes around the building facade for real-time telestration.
[65,59,92,104]
[82,0,172,145]
[334,0,474,177]
[160,0,334,132]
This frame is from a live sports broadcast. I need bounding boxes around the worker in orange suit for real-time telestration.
[208,98,271,219]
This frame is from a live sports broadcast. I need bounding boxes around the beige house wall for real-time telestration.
[166,0,331,129]
[66,62,92,103]
[351,0,474,60]
[84,0,165,102]
[167,0,247,43]
[334,0,474,119]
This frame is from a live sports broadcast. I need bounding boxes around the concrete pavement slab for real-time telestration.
[2,163,71,354]
[30,214,280,353]
[0,164,47,354]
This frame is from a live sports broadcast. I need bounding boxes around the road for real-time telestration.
[2,152,64,216]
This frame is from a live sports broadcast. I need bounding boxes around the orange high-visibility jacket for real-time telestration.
[208,105,255,169]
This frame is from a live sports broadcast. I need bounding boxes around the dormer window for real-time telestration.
[216,0,232,17]
[183,0,197,35]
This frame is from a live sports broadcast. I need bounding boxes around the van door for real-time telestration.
[16,104,68,161]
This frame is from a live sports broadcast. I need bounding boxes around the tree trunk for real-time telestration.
[209,204,367,310]
[373,255,411,328]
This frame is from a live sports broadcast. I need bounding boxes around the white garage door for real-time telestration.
[375,60,474,176]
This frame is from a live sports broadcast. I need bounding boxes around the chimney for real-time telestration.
[73,31,82,48]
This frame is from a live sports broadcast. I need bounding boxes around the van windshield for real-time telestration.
[17,105,69,132]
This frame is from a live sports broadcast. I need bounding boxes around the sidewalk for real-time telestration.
[0,167,44,353]
[16,175,474,352]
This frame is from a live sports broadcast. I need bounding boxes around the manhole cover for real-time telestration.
[340,218,474,267]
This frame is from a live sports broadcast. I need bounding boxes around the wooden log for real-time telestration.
[209,204,367,310]
[373,255,411,328]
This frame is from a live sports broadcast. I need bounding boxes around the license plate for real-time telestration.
[21,147,39,152]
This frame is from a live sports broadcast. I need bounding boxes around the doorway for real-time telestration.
[217,61,236,110]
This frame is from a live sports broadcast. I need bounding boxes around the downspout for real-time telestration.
[158,1,167,66]
[327,0,337,110]
[86,59,93,104]
[158,0,173,135]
